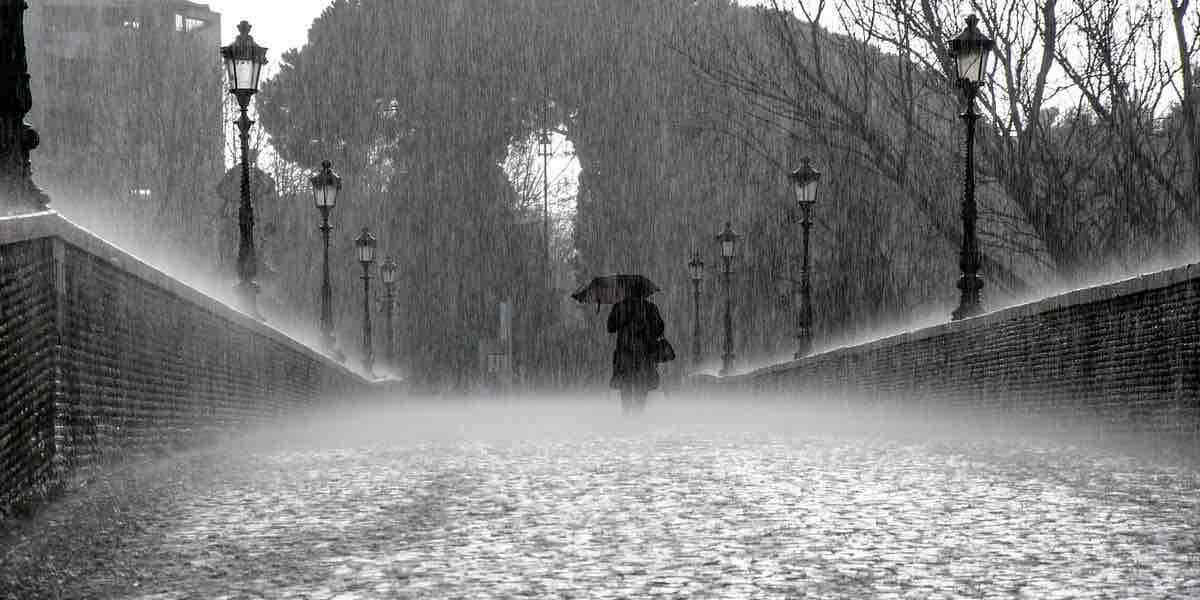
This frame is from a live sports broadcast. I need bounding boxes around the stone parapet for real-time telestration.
[0,211,371,515]
[700,263,1200,435]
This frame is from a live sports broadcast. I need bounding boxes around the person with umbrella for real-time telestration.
[572,274,668,413]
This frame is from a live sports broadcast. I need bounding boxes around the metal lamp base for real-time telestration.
[719,354,736,377]
[235,279,261,320]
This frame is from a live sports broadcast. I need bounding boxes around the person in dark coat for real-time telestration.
[607,295,664,412]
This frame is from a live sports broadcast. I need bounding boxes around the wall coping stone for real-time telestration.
[0,210,369,385]
[724,260,1200,385]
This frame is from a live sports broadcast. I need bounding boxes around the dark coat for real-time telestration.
[607,297,664,390]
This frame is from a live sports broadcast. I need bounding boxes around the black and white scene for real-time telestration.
[1,0,1199,597]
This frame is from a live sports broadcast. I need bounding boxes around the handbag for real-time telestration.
[651,337,676,363]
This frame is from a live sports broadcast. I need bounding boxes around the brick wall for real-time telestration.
[714,266,1200,435]
[0,213,369,513]
[0,239,57,514]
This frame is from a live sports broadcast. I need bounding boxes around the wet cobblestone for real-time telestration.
[3,398,1199,598]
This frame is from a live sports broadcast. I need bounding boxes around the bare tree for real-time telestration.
[678,0,1200,289]
[1170,0,1200,208]
[676,0,1040,294]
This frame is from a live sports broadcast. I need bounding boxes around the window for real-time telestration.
[102,6,141,29]
[174,14,208,33]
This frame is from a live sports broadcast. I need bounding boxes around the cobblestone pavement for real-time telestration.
[2,397,1199,599]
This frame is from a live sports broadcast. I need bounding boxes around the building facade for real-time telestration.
[23,1,224,270]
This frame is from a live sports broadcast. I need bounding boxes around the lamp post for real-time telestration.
[947,14,993,321]
[788,157,821,359]
[380,256,399,368]
[538,129,553,292]
[355,227,377,375]
[310,160,341,351]
[0,0,48,213]
[220,20,268,317]
[687,252,705,368]
[715,221,740,376]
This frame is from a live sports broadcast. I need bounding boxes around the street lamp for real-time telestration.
[947,14,993,321]
[0,0,49,213]
[380,256,399,368]
[220,20,268,317]
[687,251,705,368]
[715,221,740,376]
[310,159,341,351]
[538,129,553,291]
[355,227,377,375]
[788,157,821,359]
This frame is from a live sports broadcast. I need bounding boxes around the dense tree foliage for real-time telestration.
[257,0,1200,387]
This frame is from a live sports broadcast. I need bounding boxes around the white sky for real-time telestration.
[208,0,767,73]
[208,0,330,69]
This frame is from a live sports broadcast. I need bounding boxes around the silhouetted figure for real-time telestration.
[607,296,664,413]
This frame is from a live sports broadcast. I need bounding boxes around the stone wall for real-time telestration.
[0,237,57,516]
[0,212,369,514]
[716,264,1200,435]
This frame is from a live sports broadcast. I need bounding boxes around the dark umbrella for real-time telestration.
[571,274,660,307]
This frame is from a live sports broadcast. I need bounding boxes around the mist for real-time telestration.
[4,390,1196,598]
